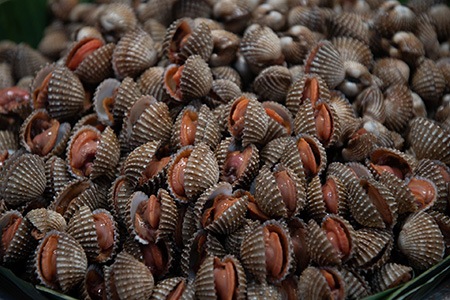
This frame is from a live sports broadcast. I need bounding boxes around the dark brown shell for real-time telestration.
[298,267,346,300]
[383,84,413,132]
[327,12,369,44]
[253,66,292,103]
[411,58,446,109]
[137,66,170,102]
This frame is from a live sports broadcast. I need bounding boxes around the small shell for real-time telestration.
[195,255,246,300]
[12,43,50,80]
[342,128,377,162]
[107,175,133,226]
[408,117,450,164]
[0,153,46,207]
[387,31,425,67]
[81,264,106,300]
[97,3,138,41]
[137,66,170,102]
[397,211,445,270]
[379,172,417,215]
[25,208,66,240]
[411,58,446,110]
[253,66,292,103]
[112,29,158,79]
[211,66,242,88]
[427,4,450,41]
[209,29,239,67]
[163,18,213,64]
[262,101,294,143]
[327,12,369,44]
[212,0,252,34]
[0,62,13,89]
[44,155,70,200]
[287,6,325,32]
[373,263,413,293]
[373,2,416,38]
[373,57,409,89]
[151,277,195,300]
[33,230,87,292]
[164,55,213,102]
[92,78,119,127]
[354,85,385,123]
[280,25,316,65]
[414,159,449,212]
[331,37,373,68]
[340,268,371,300]
[383,84,413,132]
[304,40,345,89]
[0,210,34,264]
[298,267,346,300]
[204,79,241,108]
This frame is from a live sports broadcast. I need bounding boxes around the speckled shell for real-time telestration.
[33,230,88,292]
[227,94,269,147]
[348,228,393,272]
[340,268,371,300]
[304,40,345,89]
[65,38,115,84]
[282,26,315,66]
[25,208,66,239]
[195,255,246,300]
[171,105,221,151]
[0,153,46,207]
[204,79,241,108]
[0,130,18,151]
[262,101,294,143]
[193,182,248,235]
[240,220,293,284]
[0,210,34,264]
[298,267,346,300]
[151,277,195,300]
[397,211,445,270]
[67,205,118,263]
[383,84,413,132]
[31,64,85,120]
[307,215,357,266]
[240,24,284,73]
[408,117,450,164]
[112,28,158,79]
[163,18,214,64]
[215,137,260,188]
[327,12,369,44]
[373,263,412,293]
[19,109,71,158]
[104,251,154,300]
[167,143,219,202]
[125,189,177,244]
[342,128,377,162]
[254,164,305,219]
[137,66,170,102]
[80,264,105,300]
[331,37,373,68]
[411,58,446,109]
[253,66,292,103]
[164,55,213,102]
[66,126,119,180]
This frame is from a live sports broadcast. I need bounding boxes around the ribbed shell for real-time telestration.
[379,172,417,215]
[0,130,18,151]
[13,43,50,79]
[112,77,144,127]
[105,251,154,300]
[342,129,377,162]
[254,165,305,219]
[44,155,70,201]
[92,78,120,127]
[137,66,169,102]
[34,230,88,292]
[211,66,242,88]
[123,140,160,188]
[383,84,413,132]
[408,117,450,164]
[331,37,373,68]
[225,219,260,258]
[0,210,34,264]
[373,263,412,293]
[195,255,246,300]
[260,136,291,167]
[355,85,385,123]
[414,159,449,212]
[327,12,369,44]
[373,2,416,37]
[397,211,445,270]
[373,58,409,89]
[209,29,240,67]
[411,58,446,109]
[25,208,66,238]
[151,277,194,300]
[31,64,85,120]
[262,101,294,143]
[204,79,241,108]
[304,40,345,89]
[67,206,118,263]
[298,267,346,300]
[287,6,324,32]
[112,29,158,79]
[253,66,292,103]
[246,281,281,299]
[171,105,221,151]
[0,153,46,207]
[280,25,315,65]
[340,268,371,300]
[107,175,133,226]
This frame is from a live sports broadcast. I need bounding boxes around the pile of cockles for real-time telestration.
[1,0,450,299]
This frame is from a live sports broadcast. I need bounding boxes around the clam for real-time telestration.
[327,12,369,44]
[298,267,346,300]
[92,78,120,127]
[211,65,242,88]
[367,147,416,180]
[372,57,409,89]
[81,264,107,300]
[280,25,316,65]
[0,210,33,264]
[373,263,412,293]
[204,79,241,108]
[253,65,292,103]
[97,3,138,41]
[151,277,195,300]
[25,208,66,241]
[373,1,416,38]
[340,268,371,300]
[331,37,373,68]
[137,66,170,102]
[0,86,31,119]
[287,6,325,33]
[209,29,239,67]
[262,101,294,143]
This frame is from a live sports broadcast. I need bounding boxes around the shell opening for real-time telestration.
[180,110,198,146]
[165,65,184,100]
[322,218,350,259]
[274,170,297,217]
[229,97,249,138]
[93,212,115,257]
[201,194,238,228]
[66,38,104,70]
[361,180,393,226]
[169,21,192,63]
[213,257,238,300]
[370,152,411,179]
[0,87,30,112]
[70,129,101,177]
[133,195,161,243]
[141,241,169,278]
[303,77,320,107]
[170,156,188,198]
[221,145,252,184]
[320,269,343,300]
[141,156,171,185]
[33,72,52,110]
[263,224,289,280]
[407,178,436,209]
[322,178,339,214]
[39,235,59,285]
[27,115,60,156]
[85,267,105,300]
[167,280,187,300]
[314,103,333,144]
[1,215,22,256]
[297,138,320,178]
[265,107,292,135]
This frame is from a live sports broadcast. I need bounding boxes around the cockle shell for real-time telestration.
[253,65,292,103]
[211,66,242,88]
[411,58,446,110]
[44,155,70,200]
[280,25,316,65]
[0,210,33,264]
[373,263,412,293]
[204,79,241,108]
[298,267,346,300]
[327,12,369,44]
[151,277,195,300]
[262,101,294,143]
[137,66,170,102]
[331,37,373,68]
[340,268,371,300]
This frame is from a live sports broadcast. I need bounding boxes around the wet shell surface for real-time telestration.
[298,266,346,300]
[151,277,195,300]
[253,65,292,103]
[373,263,412,293]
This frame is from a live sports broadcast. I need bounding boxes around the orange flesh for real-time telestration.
[407,178,435,209]
[222,146,252,183]
[33,72,52,109]
[0,150,8,168]
[0,87,30,111]
[371,163,404,179]
[297,138,318,177]
[213,257,236,300]
[180,110,198,146]
[1,215,22,253]
[70,130,100,177]
[364,182,393,226]
[141,242,168,277]
[274,170,297,216]
[230,98,249,137]
[315,104,332,144]
[102,97,114,123]
[28,117,60,156]
[40,235,58,284]
[265,108,291,135]
[134,195,161,242]
[66,38,104,70]
[167,281,186,300]
[302,77,320,107]
[322,178,339,214]
[201,195,238,227]
[166,65,184,100]
[320,269,342,299]
[247,200,270,221]
[304,43,321,74]
[264,226,286,279]
[322,218,350,258]
[142,156,171,183]
[171,157,188,197]
[93,212,114,253]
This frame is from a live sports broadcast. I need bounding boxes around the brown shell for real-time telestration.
[114,77,144,127]
[0,62,14,90]
[253,66,292,103]
[327,12,369,44]
[387,32,425,66]
[373,2,416,38]
[331,37,373,68]
[304,40,345,89]
[137,66,170,102]
[383,84,413,133]
[298,267,346,300]
[329,92,359,145]
[281,26,315,66]
[379,172,418,215]
[411,58,446,109]
[427,4,450,41]
[195,255,246,300]
[204,79,241,108]
[408,117,450,165]
[31,64,85,120]
[342,128,377,162]
[0,210,34,264]
[211,66,242,88]
[287,6,325,32]
[397,211,445,270]
[262,101,294,143]
[225,219,260,258]
[340,268,371,300]
[414,159,449,212]
[33,230,88,292]
[254,164,306,219]
[260,136,291,168]
[163,18,214,64]
[107,175,133,226]
[372,58,409,89]
[367,147,416,180]
[112,29,158,79]
[25,208,66,240]
[0,153,46,207]
[12,43,50,80]
[373,263,413,293]
[354,85,385,123]
[93,78,120,127]
[44,155,70,199]
[151,277,195,300]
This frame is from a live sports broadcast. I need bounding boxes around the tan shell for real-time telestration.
[163,18,213,64]
[0,62,13,90]
[167,143,219,202]
[204,79,241,108]
[33,230,88,292]
[0,153,46,207]
[195,255,246,300]
[387,32,425,66]
[354,85,385,123]
[280,25,316,65]
[372,58,409,89]
[373,263,412,293]
[304,40,345,89]
[112,77,144,127]
[31,64,85,120]
[331,37,373,68]
[373,2,416,38]
[340,268,371,300]
[397,211,445,270]
[411,58,446,109]
[298,267,346,300]
[25,208,66,240]
[253,66,292,103]
[12,43,50,80]
[287,6,325,32]
[408,117,450,164]
[151,277,195,300]
[211,66,242,88]
[137,66,170,102]
[112,29,158,79]
[254,164,306,219]
[105,251,154,300]
[171,105,221,151]
[97,3,137,41]
[327,12,369,44]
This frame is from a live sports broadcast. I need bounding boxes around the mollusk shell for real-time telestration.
[137,66,170,102]
[372,58,409,88]
[280,25,316,65]
[253,65,292,103]
[331,36,373,68]
[414,159,449,212]
[151,277,195,300]
[25,208,66,239]
[411,58,445,110]
[378,172,418,215]
[92,78,121,127]
[262,101,294,143]
[340,268,371,300]
[204,79,241,108]
[298,267,346,300]
[211,66,242,88]
[373,263,412,293]
[327,12,369,44]
[107,175,133,226]
[0,210,33,264]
